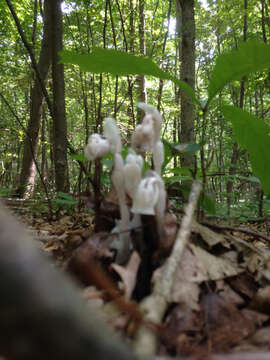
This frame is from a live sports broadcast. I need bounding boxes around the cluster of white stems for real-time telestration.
[84,103,166,264]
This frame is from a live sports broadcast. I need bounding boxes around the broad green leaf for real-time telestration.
[60,48,200,106]
[208,42,270,106]
[222,105,270,195]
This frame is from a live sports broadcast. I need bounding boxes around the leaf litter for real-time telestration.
[5,195,270,360]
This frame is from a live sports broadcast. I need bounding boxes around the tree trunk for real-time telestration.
[17,0,52,198]
[226,0,248,215]
[137,0,147,124]
[177,0,195,169]
[50,0,69,193]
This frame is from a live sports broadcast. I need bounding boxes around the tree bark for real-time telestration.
[17,0,52,198]
[177,0,196,169]
[137,0,147,124]
[50,0,69,193]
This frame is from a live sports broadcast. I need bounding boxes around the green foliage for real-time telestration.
[0,188,12,197]
[59,48,200,106]
[69,153,87,162]
[222,105,270,195]
[199,193,216,215]
[52,192,78,211]
[207,41,270,106]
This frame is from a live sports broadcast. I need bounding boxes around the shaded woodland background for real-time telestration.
[0,0,270,220]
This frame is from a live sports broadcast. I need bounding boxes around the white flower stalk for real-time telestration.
[84,133,111,161]
[133,103,164,175]
[151,171,166,237]
[153,140,164,176]
[112,153,130,228]
[104,117,122,153]
[123,149,143,199]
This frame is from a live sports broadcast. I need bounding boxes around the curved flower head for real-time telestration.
[104,117,122,153]
[131,170,166,236]
[132,116,155,152]
[131,176,160,215]
[124,150,143,199]
[84,133,110,160]
[137,102,162,143]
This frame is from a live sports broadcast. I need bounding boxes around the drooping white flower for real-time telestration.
[132,103,164,175]
[84,133,110,160]
[132,116,155,152]
[131,176,160,215]
[131,170,166,237]
[104,117,122,153]
[123,150,143,199]
[137,102,162,143]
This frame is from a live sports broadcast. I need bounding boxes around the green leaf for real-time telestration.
[57,192,74,200]
[222,105,270,195]
[200,193,216,215]
[208,41,270,106]
[60,48,200,106]
[69,153,87,162]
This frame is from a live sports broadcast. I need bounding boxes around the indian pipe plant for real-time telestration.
[84,103,166,265]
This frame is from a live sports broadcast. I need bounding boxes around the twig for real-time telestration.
[133,181,202,357]
[201,221,270,243]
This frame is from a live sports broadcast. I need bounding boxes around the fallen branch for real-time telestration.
[0,204,134,360]
[202,221,270,243]
[133,181,202,357]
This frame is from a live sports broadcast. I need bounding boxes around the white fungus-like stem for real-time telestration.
[123,149,143,199]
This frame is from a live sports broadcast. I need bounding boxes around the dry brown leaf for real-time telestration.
[250,326,270,347]
[249,286,270,314]
[202,293,255,352]
[111,251,141,299]
[190,243,243,280]
[216,280,245,306]
[192,221,228,247]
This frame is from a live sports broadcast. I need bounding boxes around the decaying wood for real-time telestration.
[134,181,202,357]
[0,204,134,360]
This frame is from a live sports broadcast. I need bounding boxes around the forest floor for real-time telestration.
[3,195,270,360]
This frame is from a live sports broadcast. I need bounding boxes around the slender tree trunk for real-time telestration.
[50,0,69,193]
[17,0,52,197]
[226,0,248,215]
[177,0,195,169]
[137,0,147,123]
